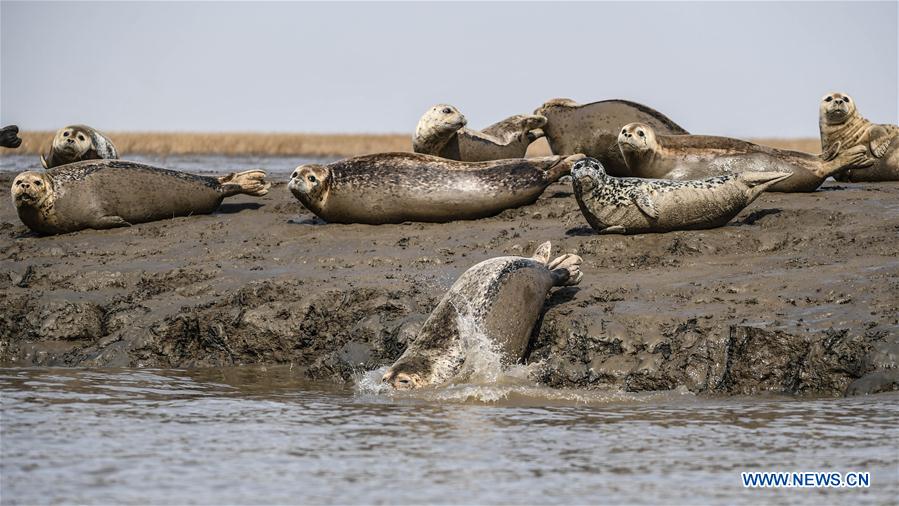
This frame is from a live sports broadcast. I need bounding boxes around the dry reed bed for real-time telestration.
[3,131,819,158]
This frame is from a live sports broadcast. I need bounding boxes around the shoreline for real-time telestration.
[1,164,896,396]
[0,132,822,158]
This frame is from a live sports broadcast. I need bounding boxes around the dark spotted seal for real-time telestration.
[0,125,22,149]
[288,152,583,224]
[819,92,899,182]
[12,159,270,234]
[617,123,872,192]
[413,104,547,161]
[382,241,583,389]
[535,98,689,176]
[41,125,119,169]
[571,158,791,234]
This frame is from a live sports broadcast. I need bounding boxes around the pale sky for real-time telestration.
[1,1,897,137]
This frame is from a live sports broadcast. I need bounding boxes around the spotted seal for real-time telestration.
[819,92,899,182]
[617,123,872,192]
[413,104,547,161]
[40,124,119,169]
[382,241,583,389]
[571,158,791,234]
[535,98,689,176]
[12,159,270,234]
[288,152,583,224]
[0,125,22,149]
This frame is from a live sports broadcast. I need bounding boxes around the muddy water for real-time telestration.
[1,368,897,505]
[0,153,333,178]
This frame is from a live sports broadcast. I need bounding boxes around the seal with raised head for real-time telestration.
[288,152,583,224]
[382,241,583,390]
[535,98,689,176]
[0,125,22,149]
[819,92,899,182]
[413,104,547,161]
[12,159,270,234]
[40,124,119,169]
[571,158,791,234]
[617,123,872,192]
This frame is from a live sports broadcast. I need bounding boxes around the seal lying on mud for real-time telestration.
[382,241,583,389]
[571,158,790,234]
[819,92,899,182]
[12,160,270,234]
[413,104,547,161]
[288,152,582,224]
[535,98,689,176]
[617,123,872,192]
[0,125,22,148]
[41,125,119,169]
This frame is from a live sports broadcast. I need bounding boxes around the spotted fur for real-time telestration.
[571,158,791,234]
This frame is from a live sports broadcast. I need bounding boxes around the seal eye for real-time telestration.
[307,175,317,183]
[442,107,452,114]
[291,171,298,179]
[77,134,85,141]
[843,97,850,103]
[637,130,645,137]
[63,132,70,137]
[621,129,627,135]
[825,96,833,102]
[34,180,42,186]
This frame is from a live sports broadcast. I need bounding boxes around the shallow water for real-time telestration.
[2,368,897,505]
[0,153,335,178]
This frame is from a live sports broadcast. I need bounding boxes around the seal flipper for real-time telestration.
[218,170,271,197]
[547,253,583,286]
[821,141,841,162]
[95,215,131,229]
[40,153,50,170]
[869,126,895,158]
[532,241,552,265]
[632,190,659,219]
[599,225,626,234]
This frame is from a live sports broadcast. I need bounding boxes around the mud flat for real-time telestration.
[0,169,896,397]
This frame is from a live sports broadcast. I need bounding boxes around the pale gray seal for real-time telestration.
[0,125,22,149]
[382,241,583,389]
[571,158,791,234]
[288,152,583,224]
[819,92,899,182]
[40,125,119,169]
[413,104,547,161]
[12,160,270,234]
[617,123,872,192]
[535,98,689,176]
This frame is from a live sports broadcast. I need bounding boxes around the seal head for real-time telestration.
[820,92,856,126]
[288,164,332,212]
[11,171,52,209]
[41,124,118,169]
[413,104,468,154]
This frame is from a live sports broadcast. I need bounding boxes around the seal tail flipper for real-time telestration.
[819,144,874,178]
[741,171,793,199]
[532,241,552,264]
[218,170,271,197]
[544,153,587,182]
[547,253,583,287]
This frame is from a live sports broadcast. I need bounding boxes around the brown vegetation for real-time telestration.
[4,131,819,158]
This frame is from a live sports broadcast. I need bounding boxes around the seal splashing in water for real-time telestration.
[383,242,583,390]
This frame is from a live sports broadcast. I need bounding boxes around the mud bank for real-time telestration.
[1,170,896,396]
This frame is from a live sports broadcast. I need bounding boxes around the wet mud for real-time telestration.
[1,170,896,397]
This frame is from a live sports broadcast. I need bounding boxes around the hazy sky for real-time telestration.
[1,1,896,137]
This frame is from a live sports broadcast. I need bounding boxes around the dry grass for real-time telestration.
[4,131,412,158]
[3,131,820,158]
